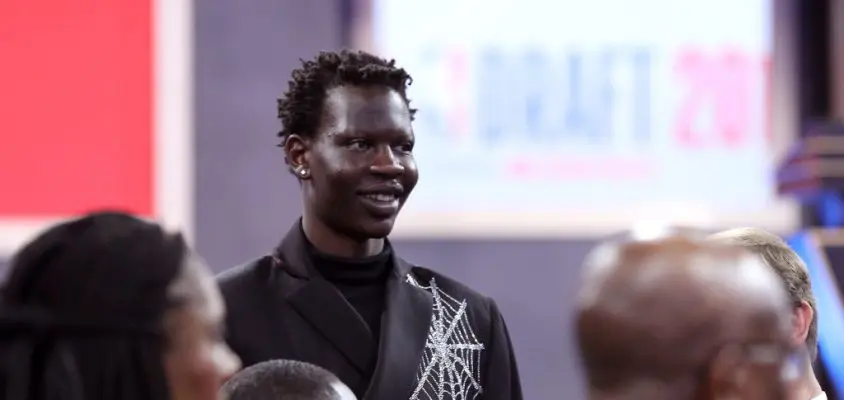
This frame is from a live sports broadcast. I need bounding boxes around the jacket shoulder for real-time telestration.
[405,264,493,309]
[216,256,273,295]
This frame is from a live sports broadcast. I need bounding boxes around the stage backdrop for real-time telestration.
[354,0,796,239]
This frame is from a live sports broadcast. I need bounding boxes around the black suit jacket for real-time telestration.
[217,224,523,400]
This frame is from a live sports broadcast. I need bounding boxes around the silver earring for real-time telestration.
[296,166,309,178]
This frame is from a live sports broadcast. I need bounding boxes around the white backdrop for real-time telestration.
[358,0,797,238]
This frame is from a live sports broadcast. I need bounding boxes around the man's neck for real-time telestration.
[792,365,824,400]
[301,216,384,258]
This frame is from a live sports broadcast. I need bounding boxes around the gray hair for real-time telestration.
[709,227,818,360]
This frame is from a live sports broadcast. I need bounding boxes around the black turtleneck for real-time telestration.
[305,238,392,346]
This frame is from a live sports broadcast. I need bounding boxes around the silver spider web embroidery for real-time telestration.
[406,275,485,400]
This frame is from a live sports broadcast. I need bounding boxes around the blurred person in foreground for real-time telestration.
[0,211,240,400]
[218,49,522,400]
[221,359,356,400]
[710,228,826,400]
[576,235,800,400]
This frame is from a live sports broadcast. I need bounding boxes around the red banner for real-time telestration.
[0,0,153,217]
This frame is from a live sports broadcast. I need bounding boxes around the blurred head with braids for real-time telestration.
[0,211,240,400]
[278,50,418,254]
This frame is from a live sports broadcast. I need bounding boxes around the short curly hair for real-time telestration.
[220,359,346,400]
[276,50,417,148]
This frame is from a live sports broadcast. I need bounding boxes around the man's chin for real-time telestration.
[358,217,397,239]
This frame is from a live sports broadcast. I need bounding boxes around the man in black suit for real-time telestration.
[218,50,523,400]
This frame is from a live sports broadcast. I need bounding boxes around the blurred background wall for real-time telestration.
[3,0,842,398]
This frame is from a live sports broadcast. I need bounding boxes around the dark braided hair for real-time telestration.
[0,211,186,400]
[276,49,417,150]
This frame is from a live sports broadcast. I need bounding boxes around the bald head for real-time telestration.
[576,236,792,399]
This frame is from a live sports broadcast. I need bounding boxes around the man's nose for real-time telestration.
[369,146,405,177]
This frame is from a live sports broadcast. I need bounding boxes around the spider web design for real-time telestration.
[406,275,485,400]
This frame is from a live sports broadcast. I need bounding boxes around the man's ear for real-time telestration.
[284,134,310,172]
[792,300,813,346]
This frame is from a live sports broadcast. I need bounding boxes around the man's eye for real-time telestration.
[397,142,414,153]
[348,139,371,150]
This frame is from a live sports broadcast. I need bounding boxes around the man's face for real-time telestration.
[714,316,797,400]
[300,85,418,239]
[703,260,797,400]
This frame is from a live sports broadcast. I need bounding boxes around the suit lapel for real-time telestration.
[364,257,433,400]
[273,223,377,374]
